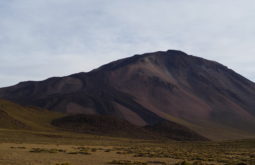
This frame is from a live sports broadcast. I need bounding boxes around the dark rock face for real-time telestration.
[1,50,255,140]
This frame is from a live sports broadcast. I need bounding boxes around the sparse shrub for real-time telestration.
[146,161,166,165]
[105,149,111,152]
[67,151,90,155]
[108,160,147,165]
[175,161,192,165]
[29,148,66,153]
[91,148,97,152]
[236,163,247,165]
[224,163,247,165]
[10,146,26,149]
[55,163,70,165]
[192,161,206,165]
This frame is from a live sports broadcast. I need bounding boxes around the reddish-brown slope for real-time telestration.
[102,51,255,132]
[1,50,255,140]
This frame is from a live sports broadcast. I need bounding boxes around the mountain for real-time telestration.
[1,50,255,140]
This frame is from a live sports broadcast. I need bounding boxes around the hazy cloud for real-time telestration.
[1,0,255,87]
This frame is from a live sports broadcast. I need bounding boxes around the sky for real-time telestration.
[1,0,255,87]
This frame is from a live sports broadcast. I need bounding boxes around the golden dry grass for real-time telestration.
[0,133,254,165]
[0,143,180,165]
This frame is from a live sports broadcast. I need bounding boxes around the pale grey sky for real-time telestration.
[1,0,255,87]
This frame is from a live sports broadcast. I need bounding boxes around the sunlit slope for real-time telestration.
[0,99,64,131]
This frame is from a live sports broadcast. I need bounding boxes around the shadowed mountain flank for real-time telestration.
[52,114,207,141]
[1,50,255,140]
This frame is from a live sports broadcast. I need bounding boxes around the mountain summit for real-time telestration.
[1,50,255,140]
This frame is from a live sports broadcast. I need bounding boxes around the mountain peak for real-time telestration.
[96,50,190,72]
[166,49,188,55]
[137,49,189,60]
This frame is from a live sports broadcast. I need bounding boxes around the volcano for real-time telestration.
[1,50,255,140]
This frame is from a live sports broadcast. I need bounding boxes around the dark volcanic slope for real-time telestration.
[1,50,255,140]
[52,114,207,141]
